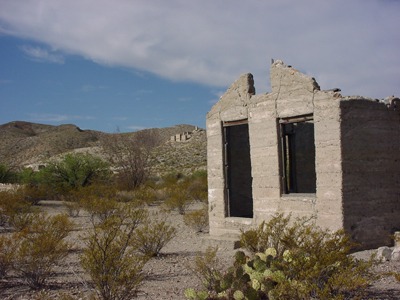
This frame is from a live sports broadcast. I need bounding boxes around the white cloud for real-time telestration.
[20,45,64,64]
[1,0,399,98]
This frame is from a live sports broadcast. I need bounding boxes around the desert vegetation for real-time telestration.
[0,124,399,299]
[186,214,376,300]
[0,150,210,299]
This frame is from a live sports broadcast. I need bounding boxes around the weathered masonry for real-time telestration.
[206,60,400,249]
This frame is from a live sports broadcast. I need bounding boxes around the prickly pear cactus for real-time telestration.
[184,288,208,300]
[233,290,245,300]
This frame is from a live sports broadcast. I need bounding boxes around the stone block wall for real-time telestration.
[340,99,400,248]
[206,59,400,249]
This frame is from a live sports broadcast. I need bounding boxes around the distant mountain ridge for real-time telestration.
[0,121,206,174]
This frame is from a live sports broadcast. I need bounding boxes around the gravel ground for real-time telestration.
[0,200,399,299]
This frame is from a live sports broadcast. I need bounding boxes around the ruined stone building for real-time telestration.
[206,60,400,249]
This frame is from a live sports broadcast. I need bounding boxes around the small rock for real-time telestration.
[391,247,400,261]
[376,246,392,261]
[394,232,400,247]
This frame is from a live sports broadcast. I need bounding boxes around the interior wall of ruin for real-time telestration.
[340,99,400,248]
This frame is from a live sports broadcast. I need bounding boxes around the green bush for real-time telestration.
[131,213,176,257]
[183,206,209,233]
[186,214,374,300]
[38,153,111,194]
[0,163,18,183]
[80,203,148,300]
[13,213,73,289]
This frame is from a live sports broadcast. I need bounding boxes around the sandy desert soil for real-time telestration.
[0,200,399,300]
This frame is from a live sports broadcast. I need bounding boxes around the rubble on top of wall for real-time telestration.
[381,95,399,110]
[270,59,321,93]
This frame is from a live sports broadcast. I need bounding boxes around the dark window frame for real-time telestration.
[279,114,316,194]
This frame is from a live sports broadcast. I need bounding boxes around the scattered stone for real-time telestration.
[394,232,400,247]
[377,246,393,261]
[391,247,400,261]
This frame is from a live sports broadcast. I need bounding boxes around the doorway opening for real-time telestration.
[223,120,253,218]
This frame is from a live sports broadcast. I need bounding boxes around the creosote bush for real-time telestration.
[0,190,36,230]
[0,234,16,278]
[186,171,208,203]
[183,205,209,233]
[187,246,223,292]
[186,214,374,300]
[13,213,73,289]
[163,177,192,215]
[80,202,149,300]
[131,212,177,257]
[161,172,207,215]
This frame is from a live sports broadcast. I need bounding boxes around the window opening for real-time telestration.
[223,120,253,218]
[279,114,316,194]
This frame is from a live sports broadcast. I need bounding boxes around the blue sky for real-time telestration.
[0,0,399,133]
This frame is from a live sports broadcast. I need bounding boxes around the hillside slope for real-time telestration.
[0,121,206,175]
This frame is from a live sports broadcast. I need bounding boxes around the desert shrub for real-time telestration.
[0,163,18,183]
[187,246,223,293]
[131,185,158,206]
[59,187,88,217]
[38,153,111,194]
[163,187,191,215]
[186,214,373,300]
[78,186,122,224]
[183,206,209,233]
[187,171,208,203]
[18,184,50,205]
[19,167,42,185]
[240,213,293,256]
[162,172,207,214]
[64,201,81,217]
[114,190,135,203]
[0,234,16,278]
[13,213,73,289]
[101,130,162,191]
[81,204,148,300]
[131,213,176,257]
[162,177,192,214]
[0,190,35,230]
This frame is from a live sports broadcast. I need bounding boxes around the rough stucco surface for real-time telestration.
[206,59,400,249]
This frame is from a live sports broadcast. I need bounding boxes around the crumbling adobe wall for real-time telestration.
[207,60,400,249]
[340,99,400,248]
[206,74,255,236]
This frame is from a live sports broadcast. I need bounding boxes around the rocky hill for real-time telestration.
[0,121,206,175]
